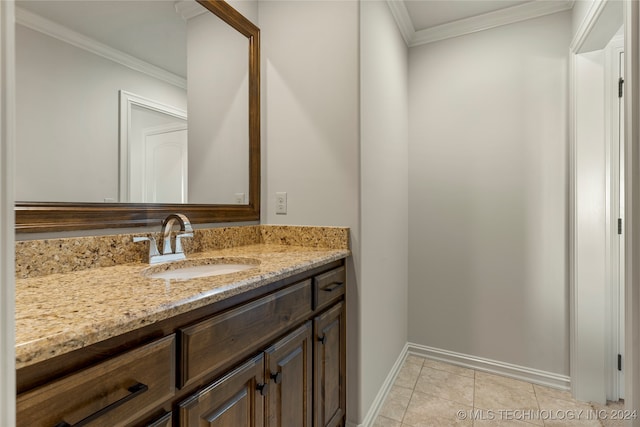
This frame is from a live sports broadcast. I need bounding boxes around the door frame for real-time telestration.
[0,0,16,425]
[569,0,624,404]
[118,90,187,202]
[604,33,624,401]
[623,0,640,420]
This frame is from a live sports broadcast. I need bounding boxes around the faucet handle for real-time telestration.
[175,233,193,254]
[133,236,160,258]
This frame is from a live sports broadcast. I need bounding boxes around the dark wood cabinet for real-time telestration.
[16,335,175,427]
[179,354,265,427]
[314,302,346,427]
[145,411,173,427]
[179,280,312,388]
[264,322,313,427]
[16,260,346,427]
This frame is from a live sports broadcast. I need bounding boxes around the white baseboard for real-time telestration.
[348,342,571,427]
[408,342,571,391]
[347,342,410,427]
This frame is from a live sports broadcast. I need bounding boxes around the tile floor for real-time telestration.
[373,355,628,427]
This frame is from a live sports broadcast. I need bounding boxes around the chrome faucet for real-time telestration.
[161,213,193,256]
[134,213,193,264]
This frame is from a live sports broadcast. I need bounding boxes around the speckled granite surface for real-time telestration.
[15,225,349,279]
[15,225,350,369]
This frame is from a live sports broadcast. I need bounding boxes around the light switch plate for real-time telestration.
[276,192,287,215]
[234,193,246,204]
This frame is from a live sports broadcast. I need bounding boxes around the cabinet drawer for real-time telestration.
[143,411,172,427]
[17,335,176,427]
[179,280,312,387]
[313,267,346,311]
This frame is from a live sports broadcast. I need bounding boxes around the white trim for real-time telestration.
[409,343,571,391]
[568,48,578,400]
[604,35,624,402]
[624,1,640,423]
[387,0,573,47]
[15,7,186,89]
[570,0,624,404]
[571,0,608,53]
[0,0,16,425]
[118,90,187,203]
[174,0,208,21]
[385,1,413,46]
[346,343,409,427]
[571,0,624,54]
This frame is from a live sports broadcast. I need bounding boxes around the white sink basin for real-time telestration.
[143,258,259,281]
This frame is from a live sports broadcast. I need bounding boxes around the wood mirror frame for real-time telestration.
[15,0,260,233]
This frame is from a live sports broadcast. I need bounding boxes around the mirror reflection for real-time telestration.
[15,0,249,205]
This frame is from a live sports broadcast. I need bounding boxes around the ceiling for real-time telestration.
[15,0,576,72]
[392,0,574,46]
[404,0,532,31]
[15,0,190,78]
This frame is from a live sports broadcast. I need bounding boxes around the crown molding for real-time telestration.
[175,0,208,21]
[388,0,574,47]
[386,0,414,46]
[15,7,186,89]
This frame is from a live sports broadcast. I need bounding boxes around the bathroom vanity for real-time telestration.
[15,226,349,427]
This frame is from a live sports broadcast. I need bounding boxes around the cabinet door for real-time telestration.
[264,322,313,427]
[179,354,266,427]
[314,302,346,427]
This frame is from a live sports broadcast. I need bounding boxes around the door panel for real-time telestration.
[314,303,345,427]
[264,322,312,427]
[179,353,264,427]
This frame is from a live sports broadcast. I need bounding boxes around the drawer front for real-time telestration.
[313,267,346,311]
[179,280,312,388]
[143,411,172,427]
[17,334,176,427]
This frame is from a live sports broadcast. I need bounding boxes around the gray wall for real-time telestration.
[360,0,409,422]
[258,0,362,421]
[408,11,572,376]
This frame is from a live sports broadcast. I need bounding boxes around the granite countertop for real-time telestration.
[16,243,350,370]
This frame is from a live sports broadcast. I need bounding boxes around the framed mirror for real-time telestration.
[14,0,260,232]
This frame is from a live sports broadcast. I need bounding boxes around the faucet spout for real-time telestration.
[161,213,193,255]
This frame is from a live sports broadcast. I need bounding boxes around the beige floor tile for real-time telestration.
[405,354,426,367]
[473,418,540,426]
[532,384,573,403]
[413,366,474,406]
[422,359,475,378]
[535,393,602,427]
[378,386,413,422]
[402,390,473,426]
[475,371,535,394]
[373,415,402,427]
[474,375,542,426]
[394,362,422,389]
[592,400,628,427]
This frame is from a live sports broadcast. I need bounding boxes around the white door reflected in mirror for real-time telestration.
[143,126,188,203]
[120,91,188,203]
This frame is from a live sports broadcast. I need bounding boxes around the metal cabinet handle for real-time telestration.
[323,282,344,293]
[54,382,148,427]
[271,372,282,384]
[257,382,269,396]
[319,334,327,345]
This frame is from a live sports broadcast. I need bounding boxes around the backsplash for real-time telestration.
[15,225,349,279]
